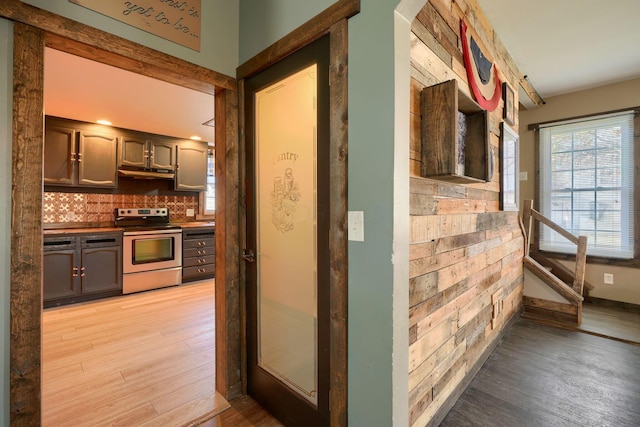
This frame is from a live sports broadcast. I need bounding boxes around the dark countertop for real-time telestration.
[43,221,214,235]
[177,221,215,228]
[44,227,123,235]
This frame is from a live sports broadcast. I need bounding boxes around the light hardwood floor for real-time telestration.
[43,280,230,426]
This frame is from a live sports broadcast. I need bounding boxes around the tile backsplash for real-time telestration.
[43,192,198,225]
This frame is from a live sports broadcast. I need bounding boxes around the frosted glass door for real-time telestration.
[255,64,318,404]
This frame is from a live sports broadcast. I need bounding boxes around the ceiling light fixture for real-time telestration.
[97,119,112,126]
[190,136,202,141]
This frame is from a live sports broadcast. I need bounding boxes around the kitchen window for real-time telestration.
[199,146,215,217]
[537,110,637,259]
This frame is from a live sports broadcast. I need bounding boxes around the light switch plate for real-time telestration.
[519,171,528,181]
[348,211,364,242]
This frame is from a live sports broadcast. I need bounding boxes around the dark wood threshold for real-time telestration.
[524,302,640,347]
[584,296,640,313]
[195,395,282,427]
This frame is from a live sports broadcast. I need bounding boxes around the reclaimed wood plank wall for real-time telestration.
[408,0,525,425]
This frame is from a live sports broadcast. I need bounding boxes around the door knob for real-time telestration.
[242,249,255,263]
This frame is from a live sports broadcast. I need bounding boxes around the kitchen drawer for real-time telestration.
[183,264,215,280]
[184,247,215,258]
[183,254,215,268]
[44,236,77,251]
[183,237,214,250]
[81,233,122,248]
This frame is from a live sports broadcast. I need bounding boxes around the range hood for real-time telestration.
[118,169,175,180]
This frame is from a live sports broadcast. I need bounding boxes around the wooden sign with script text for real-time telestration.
[69,0,201,51]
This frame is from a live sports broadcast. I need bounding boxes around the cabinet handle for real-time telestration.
[197,250,206,255]
[80,266,85,277]
[197,259,205,264]
[77,153,82,163]
[197,268,205,273]
[72,267,79,277]
[197,241,207,247]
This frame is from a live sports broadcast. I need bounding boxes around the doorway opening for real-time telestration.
[10,17,240,424]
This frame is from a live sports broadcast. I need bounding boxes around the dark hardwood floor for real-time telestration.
[441,317,640,426]
[196,307,639,427]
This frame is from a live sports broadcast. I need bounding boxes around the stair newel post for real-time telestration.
[574,235,588,295]
[522,200,534,256]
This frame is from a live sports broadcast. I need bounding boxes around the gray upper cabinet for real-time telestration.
[44,117,118,188]
[175,140,208,191]
[78,130,119,187]
[45,116,208,191]
[44,123,76,186]
[120,136,176,171]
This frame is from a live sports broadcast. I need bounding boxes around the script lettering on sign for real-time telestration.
[69,0,201,51]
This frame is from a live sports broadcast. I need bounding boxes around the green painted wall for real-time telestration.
[0,17,13,427]
[239,0,335,63]
[21,0,239,76]
[240,1,409,424]
[348,2,400,425]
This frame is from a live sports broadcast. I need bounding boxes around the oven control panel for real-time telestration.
[117,208,168,218]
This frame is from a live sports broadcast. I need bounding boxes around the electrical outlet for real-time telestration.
[519,171,528,181]
[186,208,195,217]
[603,273,614,285]
[66,211,75,221]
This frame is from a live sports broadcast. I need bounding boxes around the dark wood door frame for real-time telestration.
[2,1,240,424]
[237,1,359,424]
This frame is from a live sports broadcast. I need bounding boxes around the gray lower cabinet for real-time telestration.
[43,231,123,308]
[182,226,215,282]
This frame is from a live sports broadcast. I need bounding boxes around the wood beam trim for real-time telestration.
[11,22,44,425]
[329,18,349,427]
[0,0,236,92]
[236,0,360,80]
[215,88,243,400]
[518,74,545,108]
[214,90,229,397]
[523,296,577,315]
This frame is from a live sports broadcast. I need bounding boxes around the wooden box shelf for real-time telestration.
[420,79,490,183]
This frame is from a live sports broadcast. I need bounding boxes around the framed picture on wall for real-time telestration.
[502,82,515,126]
[500,123,519,211]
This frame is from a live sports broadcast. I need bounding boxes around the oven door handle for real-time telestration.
[242,249,255,263]
[123,229,182,236]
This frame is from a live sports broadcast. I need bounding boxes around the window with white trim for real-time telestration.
[199,145,215,217]
[204,146,215,213]
[538,111,635,259]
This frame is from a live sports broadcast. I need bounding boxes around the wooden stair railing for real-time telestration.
[523,256,583,305]
[529,251,595,295]
[522,200,588,297]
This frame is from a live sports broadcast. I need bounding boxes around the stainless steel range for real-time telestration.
[115,207,182,294]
